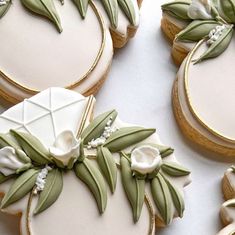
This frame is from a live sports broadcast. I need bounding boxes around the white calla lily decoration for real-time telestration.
[49,130,81,168]
[130,145,162,175]
[188,0,213,19]
[0,147,29,176]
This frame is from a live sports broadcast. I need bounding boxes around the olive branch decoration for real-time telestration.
[0,110,190,225]
[162,0,235,63]
[0,0,138,33]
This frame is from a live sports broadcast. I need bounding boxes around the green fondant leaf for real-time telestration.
[194,25,233,63]
[34,168,63,215]
[72,0,89,19]
[118,0,137,25]
[74,158,107,214]
[218,0,235,23]
[151,174,173,225]
[120,155,145,223]
[10,130,52,165]
[164,176,185,218]
[101,0,118,28]
[161,162,190,177]
[177,20,222,42]
[0,133,20,149]
[97,146,117,193]
[0,172,15,184]
[0,0,11,19]
[161,0,191,21]
[20,0,62,33]
[1,169,39,209]
[81,110,118,144]
[104,127,156,152]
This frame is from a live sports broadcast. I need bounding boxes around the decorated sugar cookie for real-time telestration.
[217,166,235,234]
[161,0,235,158]
[0,87,191,234]
[0,0,141,103]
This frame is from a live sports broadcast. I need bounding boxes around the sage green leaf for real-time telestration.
[10,130,52,165]
[74,158,107,213]
[164,177,185,218]
[218,0,235,23]
[151,174,173,225]
[1,169,39,209]
[0,172,15,184]
[177,20,222,42]
[34,168,63,215]
[81,110,118,144]
[118,0,137,25]
[97,146,117,193]
[20,0,62,33]
[161,0,191,21]
[194,25,233,64]
[161,162,190,177]
[120,156,145,223]
[101,0,118,28]
[0,133,20,149]
[72,0,89,19]
[104,127,155,152]
[0,0,11,19]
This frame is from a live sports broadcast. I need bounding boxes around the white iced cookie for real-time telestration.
[218,167,235,234]
[0,0,141,103]
[0,87,191,235]
[161,0,235,158]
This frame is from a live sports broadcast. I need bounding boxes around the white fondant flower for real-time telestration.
[130,145,162,175]
[49,130,80,167]
[188,0,213,19]
[0,147,27,176]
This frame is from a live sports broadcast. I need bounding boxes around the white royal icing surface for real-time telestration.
[0,88,190,234]
[0,0,140,101]
[177,36,235,148]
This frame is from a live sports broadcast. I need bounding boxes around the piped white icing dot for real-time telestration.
[34,165,52,194]
[207,25,227,45]
[87,118,118,149]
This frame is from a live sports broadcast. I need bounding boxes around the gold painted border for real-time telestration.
[0,0,106,95]
[26,177,155,235]
[184,39,235,143]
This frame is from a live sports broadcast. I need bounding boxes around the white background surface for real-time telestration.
[0,1,233,234]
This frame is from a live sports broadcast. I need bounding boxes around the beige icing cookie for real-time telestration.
[217,167,235,234]
[161,0,235,158]
[0,87,191,234]
[0,0,142,104]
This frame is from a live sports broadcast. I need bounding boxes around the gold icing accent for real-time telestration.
[0,1,106,95]
[76,95,96,138]
[184,39,235,143]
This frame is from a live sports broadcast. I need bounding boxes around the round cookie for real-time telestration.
[161,0,235,158]
[0,87,191,234]
[0,0,142,103]
[218,167,235,234]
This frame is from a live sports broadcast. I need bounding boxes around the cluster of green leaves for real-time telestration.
[161,0,235,63]
[0,110,156,217]
[120,148,190,225]
[0,110,190,224]
[0,0,138,33]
